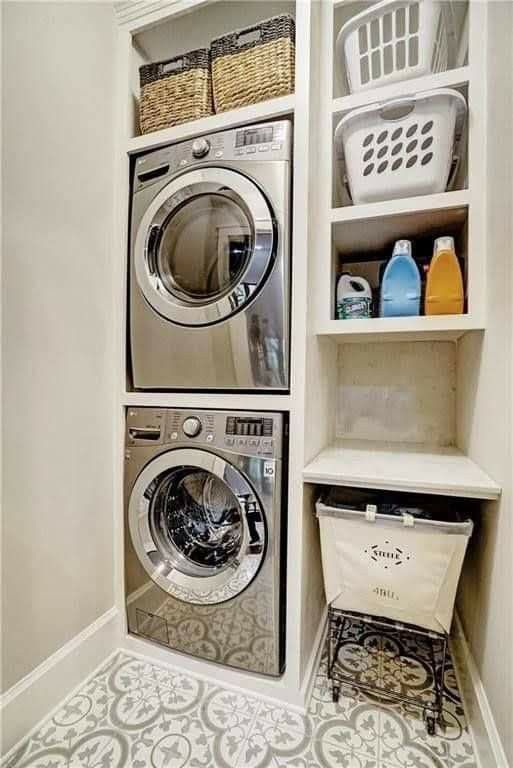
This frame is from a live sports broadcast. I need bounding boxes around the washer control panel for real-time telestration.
[166,410,216,446]
[127,408,284,460]
[223,415,274,455]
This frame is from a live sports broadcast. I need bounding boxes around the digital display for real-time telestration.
[226,417,273,437]
[235,127,274,148]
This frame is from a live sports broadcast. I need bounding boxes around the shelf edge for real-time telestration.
[127,95,295,154]
[330,191,470,224]
[315,315,485,341]
[332,67,470,116]
[122,391,293,410]
[302,470,501,500]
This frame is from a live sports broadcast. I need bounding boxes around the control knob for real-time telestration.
[191,138,210,158]
[182,416,202,438]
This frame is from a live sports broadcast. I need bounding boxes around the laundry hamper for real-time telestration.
[210,14,295,113]
[336,0,451,94]
[139,48,213,134]
[316,487,473,634]
[334,87,467,204]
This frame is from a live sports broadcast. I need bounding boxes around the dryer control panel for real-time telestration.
[126,408,284,460]
[133,120,292,192]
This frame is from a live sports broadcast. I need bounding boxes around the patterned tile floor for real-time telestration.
[3,645,476,768]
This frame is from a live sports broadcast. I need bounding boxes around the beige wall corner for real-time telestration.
[1,0,117,703]
[1,608,121,757]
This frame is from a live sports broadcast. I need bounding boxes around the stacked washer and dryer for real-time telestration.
[124,121,292,675]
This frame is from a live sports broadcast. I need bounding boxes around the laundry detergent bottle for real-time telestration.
[425,236,464,315]
[336,274,372,319]
[379,240,421,317]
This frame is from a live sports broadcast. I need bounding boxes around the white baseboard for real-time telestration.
[301,608,328,709]
[451,613,510,768]
[1,607,120,756]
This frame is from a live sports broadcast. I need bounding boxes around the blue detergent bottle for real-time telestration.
[379,240,421,318]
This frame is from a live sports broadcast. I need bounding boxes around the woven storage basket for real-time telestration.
[211,14,295,113]
[139,48,213,134]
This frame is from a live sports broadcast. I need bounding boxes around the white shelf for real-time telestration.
[331,190,469,226]
[303,439,501,500]
[332,194,468,252]
[127,95,295,154]
[123,391,292,411]
[332,67,470,117]
[317,314,484,343]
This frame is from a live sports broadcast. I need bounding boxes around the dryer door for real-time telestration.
[134,168,275,327]
[129,448,266,605]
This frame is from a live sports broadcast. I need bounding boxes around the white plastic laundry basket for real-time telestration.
[334,88,467,205]
[336,0,450,94]
[316,489,473,634]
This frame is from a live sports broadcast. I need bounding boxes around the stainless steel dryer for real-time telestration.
[129,121,291,390]
[124,407,287,676]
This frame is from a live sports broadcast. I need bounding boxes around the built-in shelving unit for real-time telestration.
[312,0,482,343]
[303,440,501,500]
[303,0,500,512]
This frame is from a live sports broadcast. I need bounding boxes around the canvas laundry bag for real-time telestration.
[316,489,473,634]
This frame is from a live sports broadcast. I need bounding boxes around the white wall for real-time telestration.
[456,2,513,762]
[1,2,115,693]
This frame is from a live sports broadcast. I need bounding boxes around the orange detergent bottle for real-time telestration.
[425,236,464,315]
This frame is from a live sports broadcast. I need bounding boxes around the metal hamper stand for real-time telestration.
[327,607,449,736]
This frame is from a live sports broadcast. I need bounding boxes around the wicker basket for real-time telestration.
[211,14,295,113]
[139,48,213,134]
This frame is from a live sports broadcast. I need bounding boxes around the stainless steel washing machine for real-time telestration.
[129,120,291,391]
[124,407,287,676]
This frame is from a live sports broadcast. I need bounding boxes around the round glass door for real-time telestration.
[151,468,243,575]
[134,168,275,327]
[129,449,266,605]
[157,193,253,303]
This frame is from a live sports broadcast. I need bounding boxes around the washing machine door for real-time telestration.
[129,448,266,605]
[134,167,275,327]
